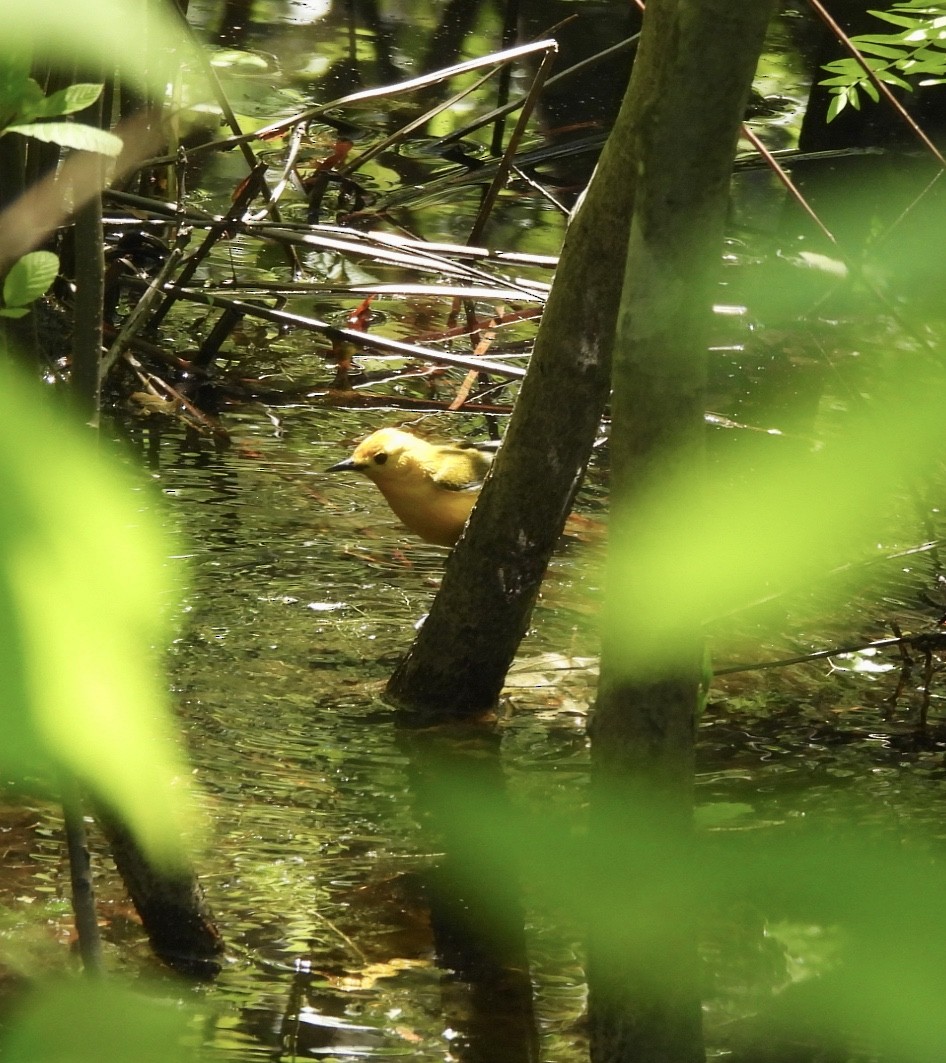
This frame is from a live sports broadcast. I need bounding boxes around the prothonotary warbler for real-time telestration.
[327,427,498,547]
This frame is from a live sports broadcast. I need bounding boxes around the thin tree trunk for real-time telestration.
[60,771,104,975]
[589,3,776,1062]
[71,82,106,421]
[97,807,225,977]
[386,38,645,719]
[71,188,105,421]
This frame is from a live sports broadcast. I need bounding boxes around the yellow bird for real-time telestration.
[327,427,497,547]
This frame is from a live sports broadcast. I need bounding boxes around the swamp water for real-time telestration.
[5,2,946,1061]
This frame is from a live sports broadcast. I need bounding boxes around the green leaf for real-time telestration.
[826,91,849,122]
[868,9,930,28]
[875,70,913,89]
[3,251,59,308]
[0,307,30,319]
[855,32,914,44]
[0,364,194,867]
[822,57,864,76]
[854,41,910,58]
[0,71,43,126]
[819,75,860,87]
[906,59,946,72]
[5,121,123,155]
[16,82,103,122]
[912,45,946,59]
[861,78,881,102]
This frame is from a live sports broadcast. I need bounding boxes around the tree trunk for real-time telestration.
[589,2,776,1063]
[386,38,646,719]
[97,807,225,977]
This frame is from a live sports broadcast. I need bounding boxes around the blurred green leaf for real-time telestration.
[603,372,946,677]
[3,1,185,97]
[3,250,59,308]
[5,121,123,155]
[424,767,946,1060]
[0,69,42,126]
[0,364,193,866]
[2,980,198,1062]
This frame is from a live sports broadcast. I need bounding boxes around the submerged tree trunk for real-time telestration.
[589,3,776,1063]
[386,38,645,719]
[97,807,224,977]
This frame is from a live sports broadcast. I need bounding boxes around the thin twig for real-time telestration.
[149,162,270,329]
[121,277,528,379]
[428,33,640,150]
[715,630,946,677]
[133,39,562,170]
[468,42,558,244]
[740,123,840,247]
[100,239,189,379]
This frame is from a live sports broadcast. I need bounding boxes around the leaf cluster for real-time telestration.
[820,2,946,119]
[0,56,122,318]
[0,57,122,154]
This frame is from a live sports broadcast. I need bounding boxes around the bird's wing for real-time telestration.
[429,443,495,492]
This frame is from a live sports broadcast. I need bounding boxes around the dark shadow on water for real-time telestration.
[397,722,540,1063]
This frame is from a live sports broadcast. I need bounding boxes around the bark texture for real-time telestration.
[98,808,224,977]
[589,3,777,1063]
[387,39,645,719]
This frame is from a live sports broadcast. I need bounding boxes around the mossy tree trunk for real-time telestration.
[386,40,646,719]
[588,3,776,1062]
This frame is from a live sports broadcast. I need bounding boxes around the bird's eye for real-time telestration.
[373,452,388,465]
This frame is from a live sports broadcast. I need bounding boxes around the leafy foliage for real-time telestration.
[0,60,113,321]
[821,2,946,119]
[0,63,123,156]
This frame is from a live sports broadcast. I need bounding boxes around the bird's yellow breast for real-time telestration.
[372,471,479,547]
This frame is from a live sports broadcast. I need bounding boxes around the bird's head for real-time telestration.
[327,428,427,484]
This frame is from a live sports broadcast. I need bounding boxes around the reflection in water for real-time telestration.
[398,724,540,1063]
